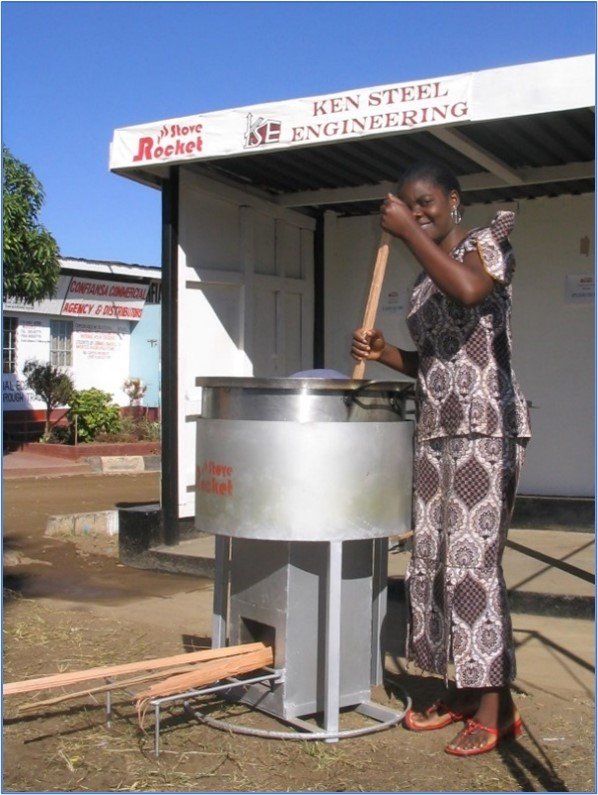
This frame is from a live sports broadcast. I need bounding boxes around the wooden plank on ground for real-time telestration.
[135,645,275,702]
[18,664,201,713]
[4,642,268,696]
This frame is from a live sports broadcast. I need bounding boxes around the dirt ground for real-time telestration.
[3,472,596,793]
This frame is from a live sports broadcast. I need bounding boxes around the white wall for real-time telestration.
[3,314,131,411]
[324,194,594,497]
[177,169,315,517]
[506,195,594,496]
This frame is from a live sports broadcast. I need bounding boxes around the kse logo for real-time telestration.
[244,114,282,148]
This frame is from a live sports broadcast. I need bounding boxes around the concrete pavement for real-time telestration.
[3,447,95,477]
[3,447,159,477]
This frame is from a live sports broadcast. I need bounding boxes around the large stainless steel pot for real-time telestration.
[194,377,413,542]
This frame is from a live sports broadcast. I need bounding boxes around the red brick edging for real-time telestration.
[20,442,161,460]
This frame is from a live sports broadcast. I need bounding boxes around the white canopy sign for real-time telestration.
[110,73,472,170]
[110,56,594,174]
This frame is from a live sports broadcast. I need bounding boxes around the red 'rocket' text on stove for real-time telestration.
[197,460,233,496]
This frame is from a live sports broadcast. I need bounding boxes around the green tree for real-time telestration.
[3,145,61,302]
[22,360,74,439]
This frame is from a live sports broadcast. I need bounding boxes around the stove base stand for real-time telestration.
[184,689,411,743]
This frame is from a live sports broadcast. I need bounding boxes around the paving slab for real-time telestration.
[100,455,146,473]
[46,510,119,539]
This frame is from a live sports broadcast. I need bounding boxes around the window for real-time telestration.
[3,317,18,374]
[50,320,73,366]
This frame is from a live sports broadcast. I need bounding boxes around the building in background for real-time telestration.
[2,257,161,441]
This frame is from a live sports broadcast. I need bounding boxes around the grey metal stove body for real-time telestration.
[228,538,374,720]
[194,377,413,734]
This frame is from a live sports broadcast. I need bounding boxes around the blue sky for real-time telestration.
[3,1,596,267]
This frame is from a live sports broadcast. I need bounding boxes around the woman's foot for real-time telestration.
[404,695,479,732]
[444,708,522,756]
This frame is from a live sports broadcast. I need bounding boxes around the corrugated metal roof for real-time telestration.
[185,107,594,216]
[60,257,160,279]
[462,110,594,167]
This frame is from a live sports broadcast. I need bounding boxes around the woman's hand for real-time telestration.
[351,328,387,363]
[352,328,419,377]
[381,192,494,306]
[380,194,418,239]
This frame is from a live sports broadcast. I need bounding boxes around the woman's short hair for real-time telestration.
[397,161,462,200]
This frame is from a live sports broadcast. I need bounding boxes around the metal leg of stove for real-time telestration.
[212,535,231,648]
[324,540,342,743]
[371,538,389,686]
[105,689,112,727]
[154,702,161,757]
[356,700,406,724]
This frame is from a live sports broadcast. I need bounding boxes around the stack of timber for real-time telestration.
[4,642,274,726]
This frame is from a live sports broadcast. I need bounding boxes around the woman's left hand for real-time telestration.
[380,193,417,239]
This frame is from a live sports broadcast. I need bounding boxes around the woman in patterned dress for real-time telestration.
[351,161,531,757]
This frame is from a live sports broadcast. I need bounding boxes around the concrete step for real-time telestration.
[388,527,594,619]
[147,528,595,619]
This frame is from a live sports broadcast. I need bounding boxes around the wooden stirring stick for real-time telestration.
[352,231,391,379]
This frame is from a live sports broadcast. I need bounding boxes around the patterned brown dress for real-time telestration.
[404,210,531,689]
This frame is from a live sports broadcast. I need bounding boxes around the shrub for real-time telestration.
[44,425,71,444]
[68,388,121,443]
[137,417,161,441]
[123,377,147,406]
[94,415,161,443]
[22,360,74,440]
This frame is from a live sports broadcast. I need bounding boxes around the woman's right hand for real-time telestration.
[351,328,387,363]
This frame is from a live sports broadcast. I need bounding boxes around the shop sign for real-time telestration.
[3,275,150,319]
[2,375,36,409]
[74,321,126,360]
[3,275,71,315]
[61,277,149,319]
[146,280,162,305]
[565,274,594,304]
[381,289,405,314]
[111,72,472,169]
